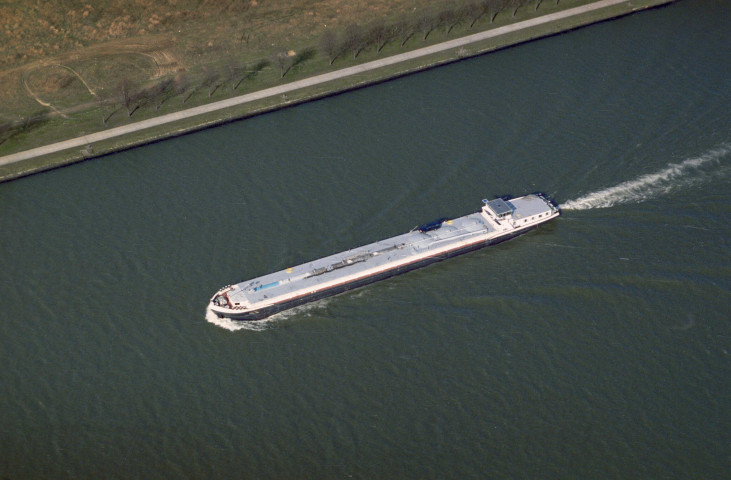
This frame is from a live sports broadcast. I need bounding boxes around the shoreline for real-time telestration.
[0,0,677,183]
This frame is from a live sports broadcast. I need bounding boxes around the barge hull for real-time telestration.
[218,226,532,320]
[209,193,560,321]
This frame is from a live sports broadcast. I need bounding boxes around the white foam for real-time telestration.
[562,143,730,210]
[205,308,271,331]
[205,299,331,331]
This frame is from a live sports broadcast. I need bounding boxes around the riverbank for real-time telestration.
[0,0,677,183]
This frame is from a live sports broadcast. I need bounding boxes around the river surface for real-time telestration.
[1,1,729,478]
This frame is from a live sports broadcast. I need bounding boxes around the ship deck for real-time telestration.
[226,212,494,307]
[220,194,558,311]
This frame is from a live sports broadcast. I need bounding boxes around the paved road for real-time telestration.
[0,0,628,168]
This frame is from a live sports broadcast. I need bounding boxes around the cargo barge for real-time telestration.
[209,194,559,320]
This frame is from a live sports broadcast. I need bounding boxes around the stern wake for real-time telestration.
[562,143,730,210]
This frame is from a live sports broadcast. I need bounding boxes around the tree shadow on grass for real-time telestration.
[284,48,316,77]
[234,59,270,90]
[0,109,50,146]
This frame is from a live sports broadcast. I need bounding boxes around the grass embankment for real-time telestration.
[0,0,676,182]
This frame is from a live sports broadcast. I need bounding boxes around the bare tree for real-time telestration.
[128,86,155,117]
[27,109,50,126]
[174,73,192,104]
[534,0,543,10]
[0,111,49,144]
[13,109,52,136]
[118,79,135,116]
[201,66,222,96]
[91,83,118,125]
[465,2,486,29]
[227,61,245,91]
[152,77,175,110]
[116,79,151,117]
[417,13,439,41]
[342,24,367,59]
[320,30,342,65]
[97,87,121,125]
[489,0,509,22]
[0,121,19,146]
[273,50,293,78]
[182,81,200,104]
[368,21,390,53]
[394,16,413,47]
[0,121,11,146]
[440,8,463,36]
[102,107,119,124]
[511,0,527,17]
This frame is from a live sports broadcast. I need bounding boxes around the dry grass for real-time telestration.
[0,0,454,119]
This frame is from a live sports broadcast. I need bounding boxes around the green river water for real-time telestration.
[1,1,729,478]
